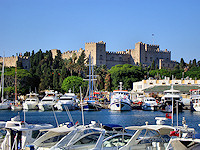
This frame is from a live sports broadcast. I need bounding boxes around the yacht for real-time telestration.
[122,117,176,150]
[54,90,78,111]
[190,89,200,111]
[50,121,132,150]
[23,92,39,110]
[1,115,53,150]
[31,122,77,150]
[160,85,183,112]
[82,98,102,111]
[38,90,59,111]
[110,82,132,111]
[142,97,158,111]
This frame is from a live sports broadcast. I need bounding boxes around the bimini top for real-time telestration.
[125,125,175,135]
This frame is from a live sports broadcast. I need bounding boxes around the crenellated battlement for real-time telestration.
[106,51,129,55]
[85,41,106,45]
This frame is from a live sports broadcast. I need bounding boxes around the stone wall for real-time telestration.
[0,56,30,70]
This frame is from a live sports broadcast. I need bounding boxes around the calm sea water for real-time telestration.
[1,109,200,133]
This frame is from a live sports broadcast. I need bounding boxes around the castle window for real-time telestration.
[150,57,152,62]
[100,55,103,60]
[110,57,114,61]
[168,64,170,67]
[162,82,166,85]
[145,57,147,62]
[119,57,122,61]
[149,82,153,85]
[188,83,191,84]
[175,83,178,84]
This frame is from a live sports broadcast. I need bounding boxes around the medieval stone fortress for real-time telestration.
[0,41,176,69]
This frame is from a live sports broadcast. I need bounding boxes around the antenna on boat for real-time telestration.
[80,86,84,126]
[52,106,59,127]
[64,105,74,125]
[24,109,26,122]
[171,84,174,126]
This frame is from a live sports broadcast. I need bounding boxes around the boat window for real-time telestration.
[60,98,73,101]
[32,130,40,139]
[73,133,101,145]
[41,134,66,144]
[137,129,159,140]
[102,135,131,147]
[42,99,53,102]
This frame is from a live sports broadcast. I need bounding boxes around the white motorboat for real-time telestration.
[54,90,78,111]
[38,90,59,111]
[110,83,132,111]
[1,114,53,150]
[142,97,158,111]
[31,122,77,150]
[190,89,200,111]
[50,121,132,150]
[23,92,39,110]
[160,85,183,112]
[121,117,176,150]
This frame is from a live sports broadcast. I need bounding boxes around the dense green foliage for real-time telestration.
[3,67,32,97]
[61,76,87,93]
[1,50,200,99]
[109,64,144,90]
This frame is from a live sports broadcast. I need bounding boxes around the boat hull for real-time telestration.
[192,103,200,111]
[142,105,158,111]
[38,103,55,111]
[23,103,38,110]
[110,101,132,111]
[0,103,10,110]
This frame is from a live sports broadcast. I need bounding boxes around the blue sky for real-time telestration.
[0,0,200,63]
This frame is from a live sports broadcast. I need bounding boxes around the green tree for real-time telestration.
[109,64,144,90]
[61,76,86,94]
[180,58,186,69]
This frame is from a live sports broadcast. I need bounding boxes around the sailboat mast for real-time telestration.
[15,64,17,101]
[1,56,5,103]
[91,58,94,97]
[88,54,91,100]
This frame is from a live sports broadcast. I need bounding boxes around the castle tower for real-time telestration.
[131,42,171,68]
[85,41,106,66]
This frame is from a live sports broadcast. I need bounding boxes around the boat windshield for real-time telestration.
[102,135,132,148]
[60,98,73,101]
[73,132,101,145]
[41,99,54,102]
[137,129,171,144]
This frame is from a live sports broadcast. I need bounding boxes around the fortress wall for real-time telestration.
[62,49,84,61]
[159,59,177,69]
[106,52,130,68]
[0,56,30,70]
[0,56,18,67]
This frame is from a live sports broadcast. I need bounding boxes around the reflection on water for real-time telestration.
[1,109,200,133]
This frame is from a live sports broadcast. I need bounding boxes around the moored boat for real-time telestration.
[110,82,132,111]
[54,90,78,111]
[160,85,184,113]
[1,114,53,150]
[23,92,39,110]
[190,89,200,111]
[142,97,158,111]
[38,90,59,111]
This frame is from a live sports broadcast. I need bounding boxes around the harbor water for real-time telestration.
[1,109,200,133]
